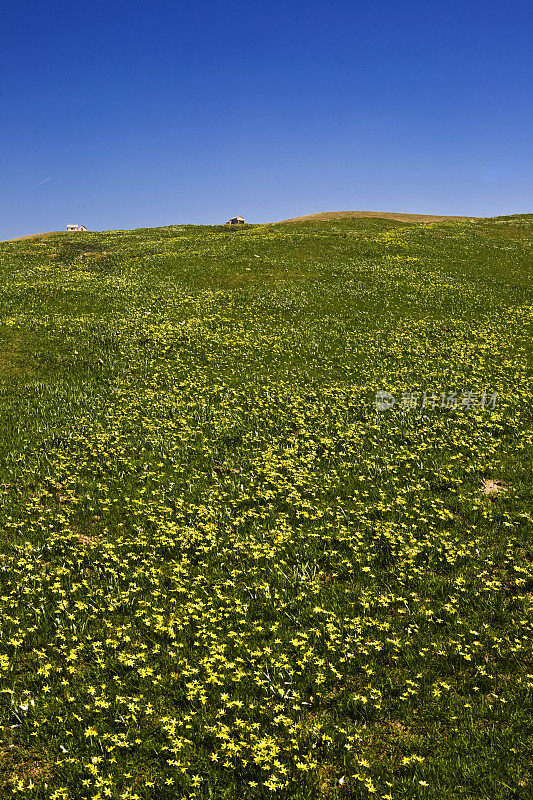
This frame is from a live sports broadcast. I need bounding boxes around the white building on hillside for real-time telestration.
[66,224,87,232]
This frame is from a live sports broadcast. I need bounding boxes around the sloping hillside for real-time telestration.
[1,231,66,243]
[278,210,479,224]
[0,215,531,799]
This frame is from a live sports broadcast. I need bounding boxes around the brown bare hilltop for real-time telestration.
[1,231,66,243]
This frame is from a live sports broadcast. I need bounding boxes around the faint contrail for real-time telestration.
[33,177,52,189]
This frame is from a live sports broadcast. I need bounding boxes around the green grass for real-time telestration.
[0,216,531,800]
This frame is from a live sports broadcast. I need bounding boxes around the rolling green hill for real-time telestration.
[276,210,479,224]
[0,215,531,799]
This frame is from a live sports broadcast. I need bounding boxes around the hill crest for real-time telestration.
[276,210,479,224]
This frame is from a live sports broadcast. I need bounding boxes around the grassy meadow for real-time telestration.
[0,215,531,799]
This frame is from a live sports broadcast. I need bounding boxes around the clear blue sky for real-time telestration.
[1,0,532,238]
